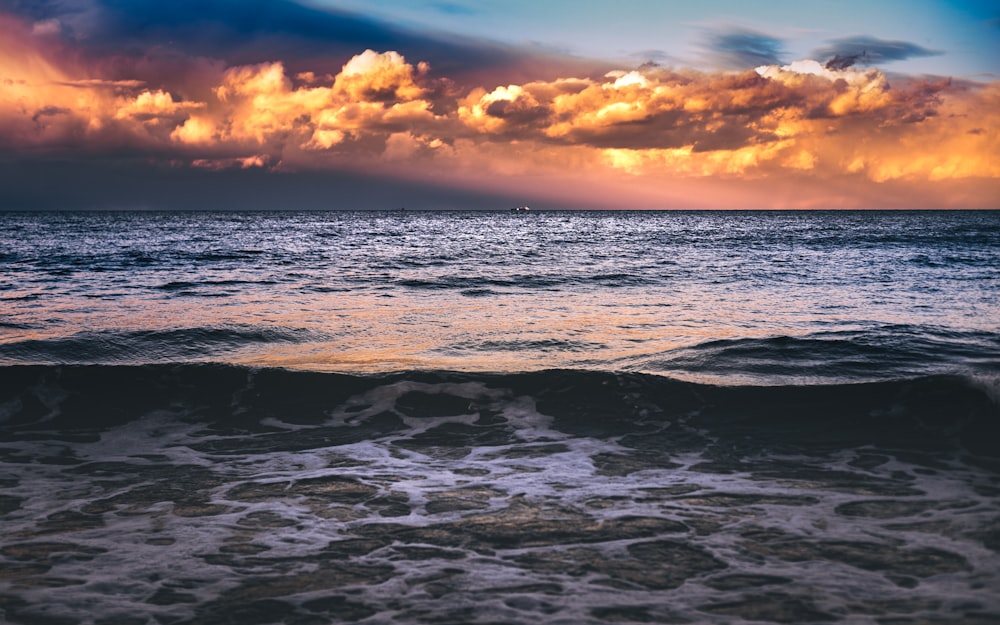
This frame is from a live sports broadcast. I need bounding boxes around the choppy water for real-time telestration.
[1,210,998,383]
[1,210,999,624]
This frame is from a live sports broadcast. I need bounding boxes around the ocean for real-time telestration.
[1,210,998,624]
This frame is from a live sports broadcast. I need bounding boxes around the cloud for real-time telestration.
[0,156,542,210]
[456,58,997,186]
[0,15,448,163]
[59,79,147,89]
[181,50,443,157]
[0,7,997,208]
[701,27,786,69]
[0,0,577,85]
[31,17,62,36]
[30,105,70,122]
[812,36,942,70]
[461,62,881,153]
[115,90,203,122]
[459,83,558,135]
[629,50,676,64]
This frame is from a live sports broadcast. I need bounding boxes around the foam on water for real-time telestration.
[1,366,998,624]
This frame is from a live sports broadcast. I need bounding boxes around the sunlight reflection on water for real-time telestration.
[1,210,997,382]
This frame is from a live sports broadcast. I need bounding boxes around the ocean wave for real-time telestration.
[2,363,998,625]
[639,327,1000,382]
[1,364,996,457]
[395,271,657,292]
[446,338,608,353]
[396,275,565,291]
[0,327,326,364]
[188,250,267,261]
[0,320,35,329]
[154,279,280,293]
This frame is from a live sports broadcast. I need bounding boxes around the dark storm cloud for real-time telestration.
[0,0,536,80]
[813,36,942,70]
[30,105,71,123]
[0,157,531,210]
[702,27,786,69]
[483,98,550,126]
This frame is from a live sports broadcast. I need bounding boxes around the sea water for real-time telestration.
[0,210,998,624]
[2,210,998,381]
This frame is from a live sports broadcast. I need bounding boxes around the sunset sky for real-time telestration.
[1,0,997,209]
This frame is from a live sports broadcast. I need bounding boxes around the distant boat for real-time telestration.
[511,205,531,212]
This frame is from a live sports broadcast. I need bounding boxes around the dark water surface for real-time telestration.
[1,366,998,624]
[1,210,999,624]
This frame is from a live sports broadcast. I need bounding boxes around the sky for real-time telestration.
[0,0,998,209]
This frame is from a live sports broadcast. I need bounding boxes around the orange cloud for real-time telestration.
[167,51,443,163]
[114,90,204,122]
[0,8,997,208]
[0,14,207,150]
[453,59,998,186]
[1,16,106,144]
[0,18,446,165]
